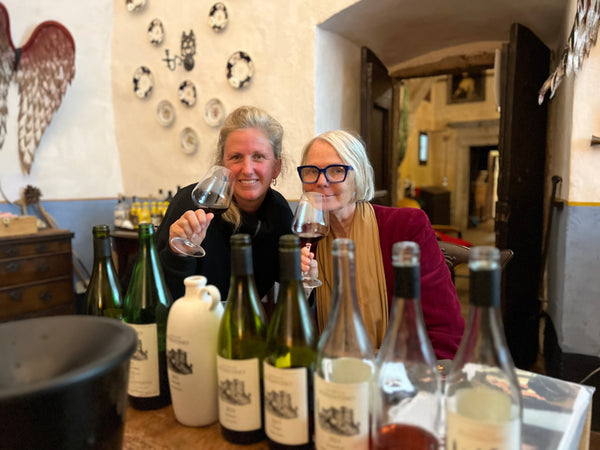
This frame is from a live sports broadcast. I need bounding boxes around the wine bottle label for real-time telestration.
[166,334,193,394]
[446,386,520,449]
[217,355,261,431]
[446,411,520,449]
[127,323,160,397]
[263,362,309,445]
[314,373,370,450]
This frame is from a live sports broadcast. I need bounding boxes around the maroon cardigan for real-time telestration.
[373,204,465,360]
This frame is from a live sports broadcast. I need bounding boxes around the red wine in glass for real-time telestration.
[297,223,329,253]
[292,192,329,288]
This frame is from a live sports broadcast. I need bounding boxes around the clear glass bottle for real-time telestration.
[123,223,173,410]
[113,195,129,229]
[84,224,123,319]
[371,241,442,449]
[217,234,268,444]
[264,235,317,449]
[314,238,375,450]
[445,246,522,449]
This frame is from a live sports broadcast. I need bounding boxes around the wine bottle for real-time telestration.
[314,238,375,450]
[445,246,522,449]
[371,241,442,450]
[84,224,123,319]
[123,223,173,410]
[264,235,317,449]
[217,234,268,444]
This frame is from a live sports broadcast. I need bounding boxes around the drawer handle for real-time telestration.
[36,244,49,253]
[37,262,50,273]
[6,261,19,272]
[39,291,52,302]
[8,289,23,302]
[4,247,18,257]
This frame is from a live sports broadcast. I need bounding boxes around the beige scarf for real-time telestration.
[315,202,389,349]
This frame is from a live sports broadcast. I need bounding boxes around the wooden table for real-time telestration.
[123,406,268,449]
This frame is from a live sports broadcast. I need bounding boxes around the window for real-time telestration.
[419,132,428,165]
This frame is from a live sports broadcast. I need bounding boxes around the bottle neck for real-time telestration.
[470,268,500,307]
[279,248,302,282]
[331,244,361,320]
[93,236,113,260]
[231,246,254,277]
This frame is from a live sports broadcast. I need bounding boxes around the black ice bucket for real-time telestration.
[0,315,137,449]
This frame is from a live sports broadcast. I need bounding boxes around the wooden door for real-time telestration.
[496,23,549,369]
[361,47,393,206]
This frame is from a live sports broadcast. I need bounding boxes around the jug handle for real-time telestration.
[199,285,221,310]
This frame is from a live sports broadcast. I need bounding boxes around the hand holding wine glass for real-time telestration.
[170,166,234,257]
[292,192,329,288]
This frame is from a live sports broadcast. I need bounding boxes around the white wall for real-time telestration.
[0,0,358,203]
[112,0,358,201]
[0,0,122,200]
[314,29,361,135]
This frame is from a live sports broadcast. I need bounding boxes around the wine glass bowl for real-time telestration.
[292,192,329,288]
[170,166,234,257]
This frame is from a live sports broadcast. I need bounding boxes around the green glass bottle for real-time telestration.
[123,223,173,410]
[84,224,123,319]
[264,235,317,449]
[217,234,268,444]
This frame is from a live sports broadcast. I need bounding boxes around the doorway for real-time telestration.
[468,145,498,228]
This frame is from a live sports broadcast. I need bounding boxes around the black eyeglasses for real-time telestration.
[297,164,354,184]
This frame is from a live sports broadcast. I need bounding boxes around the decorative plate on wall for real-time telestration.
[209,3,228,32]
[204,98,225,127]
[126,0,146,13]
[133,66,154,99]
[148,19,165,46]
[178,80,197,106]
[157,100,175,127]
[226,51,253,89]
[180,127,199,154]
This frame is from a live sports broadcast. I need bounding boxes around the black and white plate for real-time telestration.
[209,3,228,32]
[157,100,175,127]
[180,127,199,154]
[126,0,146,13]
[178,80,197,107]
[148,19,164,46]
[204,98,225,127]
[133,66,153,99]
[226,51,253,89]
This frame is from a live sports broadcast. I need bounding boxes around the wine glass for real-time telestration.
[170,165,234,257]
[292,192,329,288]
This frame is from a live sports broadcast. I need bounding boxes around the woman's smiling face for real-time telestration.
[223,128,281,213]
[302,139,355,213]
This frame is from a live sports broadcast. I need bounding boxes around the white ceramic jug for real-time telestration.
[166,276,224,426]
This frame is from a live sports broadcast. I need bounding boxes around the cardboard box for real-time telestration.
[0,216,38,237]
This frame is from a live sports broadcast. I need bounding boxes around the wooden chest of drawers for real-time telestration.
[0,229,75,322]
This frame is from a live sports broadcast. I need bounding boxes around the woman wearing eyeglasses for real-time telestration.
[298,130,464,359]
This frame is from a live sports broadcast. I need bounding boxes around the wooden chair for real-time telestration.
[438,241,513,283]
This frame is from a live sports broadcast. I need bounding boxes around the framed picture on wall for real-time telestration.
[447,71,486,104]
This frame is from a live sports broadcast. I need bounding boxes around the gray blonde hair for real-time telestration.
[301,130,375,202]
[214,105,284,229]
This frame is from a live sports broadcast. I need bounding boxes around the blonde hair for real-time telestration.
[301,130,375,202]
[214,106,284,229]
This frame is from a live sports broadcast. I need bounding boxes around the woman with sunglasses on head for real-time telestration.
[298,130,464,359]
[156,105,310,305]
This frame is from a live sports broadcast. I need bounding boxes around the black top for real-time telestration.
[156,184,293,301]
